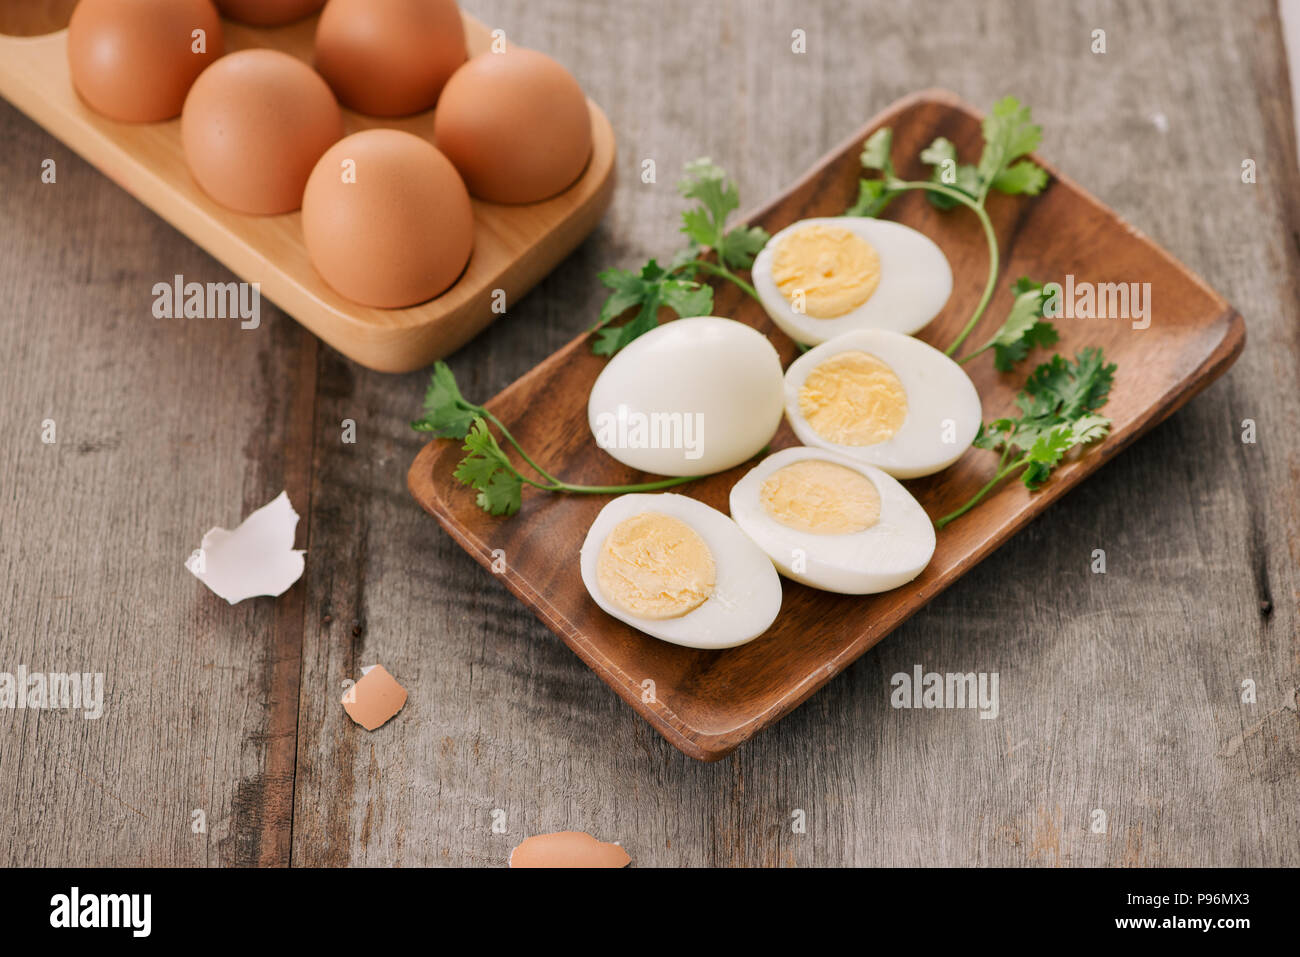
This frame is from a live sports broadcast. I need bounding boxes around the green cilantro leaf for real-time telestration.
[678,158,739,249]
[963,278,1060,371]
[476,469,523,517]
[846,178,896,217]
[453,418,522,516]
[936,349,1115,528]
[976,96,1047,199]
[919,137,980,210]
[848,128,904,217]
[992,160,1049,196]
[718,224,770,270]
[411,361,480,439]
[591,159,762,356]
[590,260,714,356]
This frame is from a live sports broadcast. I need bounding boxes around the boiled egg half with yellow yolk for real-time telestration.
[784,328,981,479]
[579,493,782,649]
[729,447,935,594]
[751,216,953,345]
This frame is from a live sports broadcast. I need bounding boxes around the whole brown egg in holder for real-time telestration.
[67,0,224,123]
[301,129,474,309]
[314,0,467,117]
[182,49,344,215]
[213,0,326,26]
[434,46,594,205]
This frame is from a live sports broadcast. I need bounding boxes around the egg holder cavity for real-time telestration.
[0,6,616,372]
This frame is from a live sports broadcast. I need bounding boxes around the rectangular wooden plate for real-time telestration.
[0,6,615,372]
[407,89,1245,761]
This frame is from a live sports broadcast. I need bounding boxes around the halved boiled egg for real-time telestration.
[579,493,782,649]
[784,328,981,478]
[751,216,952,345]
[729,447,935,594]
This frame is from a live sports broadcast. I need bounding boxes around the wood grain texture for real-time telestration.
[2,0,1298,867]
[0,9,616,372]
[409,90,1245,761]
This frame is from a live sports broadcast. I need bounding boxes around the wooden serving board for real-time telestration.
[408,90,1245,761]
[0,4,616,372]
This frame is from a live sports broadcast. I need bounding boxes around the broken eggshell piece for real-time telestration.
[342,664,408,731]
[509,831,630,868]
[184,491,305,604]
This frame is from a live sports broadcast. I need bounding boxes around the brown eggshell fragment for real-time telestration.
[314,0,467,117]
[301,129,474,308]
[509,832,631,869]
[342,665,407,731]
[214,0,325,26]
[433,47,593,204]
[67,0,224,123]
[182,49,344,214]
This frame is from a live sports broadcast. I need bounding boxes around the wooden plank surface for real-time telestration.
[2,0,1298,867]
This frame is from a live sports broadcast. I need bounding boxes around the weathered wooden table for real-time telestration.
[2,0,1296,867]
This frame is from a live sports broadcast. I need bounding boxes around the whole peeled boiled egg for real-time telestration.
[579,493,782,649]
[67,0,224,122]
[314,0,467,116]
[301,129,473,308]
[182,49,343,214]
[434,47,593,204]
[729,446,936,594]
[214,0,325,25]
[751,216,953,345]
[587,316,785,477]
[784,328,981,478]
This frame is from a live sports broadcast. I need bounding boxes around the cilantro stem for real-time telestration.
[884,180,1000,358]
[687,259,761,301]
[476,412,700,497]
[934,457,1027,529]
[477,409,562,485]
[548,476,699,495]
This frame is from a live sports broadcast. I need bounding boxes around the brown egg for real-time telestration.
[302,130,473,308]
[314,0,466,117]
[509,832,631,868]
[181,50,343,214]
[434,47,592,204]
[67,0,224,123]
[213,0,325,26]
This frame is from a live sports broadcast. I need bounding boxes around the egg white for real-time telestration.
[729,447,936,595]
[783,328,982,479]
[751,216,953,345]
[579,493,782,649]
[586,316,785,477]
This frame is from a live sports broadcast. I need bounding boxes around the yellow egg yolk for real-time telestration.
[798,350,908,446]
[596,512,716,620]
[759,459,882,535]
[771,225,882,318]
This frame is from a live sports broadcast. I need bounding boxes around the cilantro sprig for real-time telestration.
[847,96,1049,358]
[412,362,698,516]
[591,158,768,356]
[959,277,1059,371]
[935,348,1115,528]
